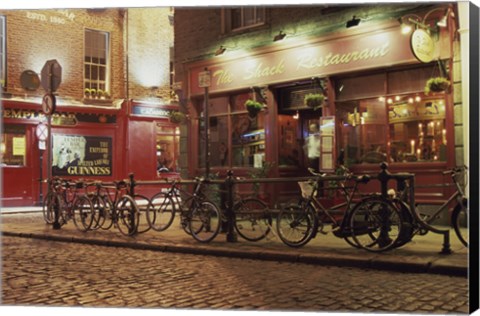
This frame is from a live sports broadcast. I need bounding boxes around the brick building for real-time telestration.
[0,7,176,206]
[173,3,470,205]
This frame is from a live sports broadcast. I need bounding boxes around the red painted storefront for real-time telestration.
[1,98,180,207]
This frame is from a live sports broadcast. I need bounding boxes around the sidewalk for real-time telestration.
[0,209,468,277]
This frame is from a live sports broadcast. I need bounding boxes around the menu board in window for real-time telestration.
[319,116,335,172]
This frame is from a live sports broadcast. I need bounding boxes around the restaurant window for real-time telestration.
[222,7,265,33]
[1,124,26,166]
[156,124,180,174]
[84,29,109,95]
[335,65,447,165]
[0,15,5,88]
[198,93,265,169]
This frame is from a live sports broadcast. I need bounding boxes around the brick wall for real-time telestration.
[1,7,173,103]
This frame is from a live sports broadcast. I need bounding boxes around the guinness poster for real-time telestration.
[52,134,112,176]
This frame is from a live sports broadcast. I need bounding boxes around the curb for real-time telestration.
[2,230,468,277]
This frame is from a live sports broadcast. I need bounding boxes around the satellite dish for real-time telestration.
[20,70,40,91]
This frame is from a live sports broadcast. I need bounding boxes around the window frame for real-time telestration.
[84,28,110,95]
[221,7,266,34]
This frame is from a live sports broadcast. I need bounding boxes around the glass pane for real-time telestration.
[335,73,385,101]
[388,66,436,94]
[232,112,265,167]
[156,124,179,173]
[388,95,446,162]
[243,7,255,26]
[99,66,105,81]
[208,96,229,116]
[210,116,230,167]
[337,98,387,165]
[231,8,242,29]
[231,92,251,113]
[91,66,98,80]
[1,125,26,166]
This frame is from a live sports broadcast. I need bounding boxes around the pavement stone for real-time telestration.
[0,209,469,277]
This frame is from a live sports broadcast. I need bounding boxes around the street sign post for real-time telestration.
[41,59,62,92]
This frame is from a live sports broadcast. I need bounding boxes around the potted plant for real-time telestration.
[304,93,325,110]
[169,111,186,124]
[97,89,105,99]
[84,88,93,98]
[245,99,264,118]
[424,77,450,94]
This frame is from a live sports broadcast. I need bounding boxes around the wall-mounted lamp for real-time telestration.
[346,16,361,28]
[215,45,226,56]
[398,6,452,38]
[398,15,421,34]
[273,31,286,42]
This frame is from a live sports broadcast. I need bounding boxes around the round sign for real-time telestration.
[36,123,48,141]
[410,29,436,63]
[20,70,40,91]
[42,93,56,115]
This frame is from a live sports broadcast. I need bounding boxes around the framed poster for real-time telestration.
[52,134,112,176]
[319,116,336,172]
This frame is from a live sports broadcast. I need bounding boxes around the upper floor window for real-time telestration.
[222,7,265,33]
[84,29,109,96]
[0,16,6,89]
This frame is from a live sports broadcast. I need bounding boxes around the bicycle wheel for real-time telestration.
[72,195,95,232]
[134,194,154,234]
[349,196,403,252]
[452,200,468,247]
[189,200,221,243]
[116,195,140,236]
[147,192,176,232]
[276,199,317,248]
[234,198,272,241]
[42,191,62,224]
[90,194,112,230]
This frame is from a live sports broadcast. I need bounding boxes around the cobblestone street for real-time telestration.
[1,236,469,314]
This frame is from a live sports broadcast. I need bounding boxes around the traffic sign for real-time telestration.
[36,123,48,141]
[41,59,62,92]
[198,70,211,88]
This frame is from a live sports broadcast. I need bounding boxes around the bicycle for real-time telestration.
[42,178,95,232]
[276,167,374,249]
[147,177,222,243]
[391,165,468,248]
[88,180,140,236]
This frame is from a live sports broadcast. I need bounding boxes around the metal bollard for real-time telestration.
[225,170,238,242]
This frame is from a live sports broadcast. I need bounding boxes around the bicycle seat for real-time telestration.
[355,175,371,183]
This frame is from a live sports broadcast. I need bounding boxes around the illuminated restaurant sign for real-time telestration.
[189,27,420,96]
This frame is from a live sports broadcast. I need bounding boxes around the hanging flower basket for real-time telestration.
[169,111,186,124]
[245,99,264,118]
[304,93,325,110]
[424,77,450,94]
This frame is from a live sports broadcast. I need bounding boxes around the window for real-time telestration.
[156,124,180,174]
[222,7,265,33]
[1,125,26,166]
[84,29,109,95]
[0,16,5,88]
[198,93,265,169]
[335,66,447,165]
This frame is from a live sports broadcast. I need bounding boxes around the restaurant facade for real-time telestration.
[174,3,468,204]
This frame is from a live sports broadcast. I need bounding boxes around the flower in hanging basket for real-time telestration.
[304,93,325,110]
[169,111,186,124]
[424,77,450,94]
[245,99,264,118]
